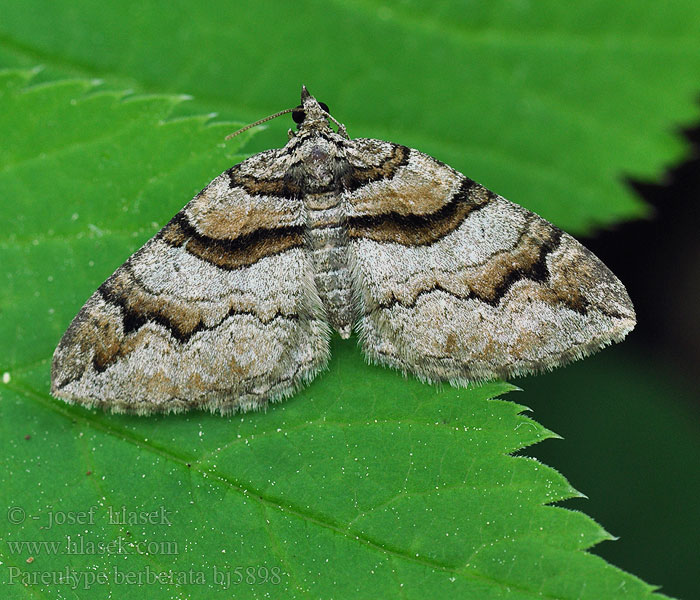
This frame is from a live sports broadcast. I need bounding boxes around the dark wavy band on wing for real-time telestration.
[339,143,410,192]
[89,266,300,372]
[347,177,495,246]
[368,224,590,314]
[98,283,299,345]
[159,212,305,270]
[227,144,410,198]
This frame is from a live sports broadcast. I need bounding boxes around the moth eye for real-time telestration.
[292,101,330,126]
[292,105,305,124]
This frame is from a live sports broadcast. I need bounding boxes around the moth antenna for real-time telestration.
[323,110,346,134]
[225,108,296,140]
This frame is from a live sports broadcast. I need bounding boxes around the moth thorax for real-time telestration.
[301,139,337,183]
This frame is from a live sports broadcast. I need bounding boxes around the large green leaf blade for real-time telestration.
[2,354,661,599]
[0,72,670,598]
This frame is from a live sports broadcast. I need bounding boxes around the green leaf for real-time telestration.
[516,345,700,600]
[1,1,700,234]
[0,71,671,598]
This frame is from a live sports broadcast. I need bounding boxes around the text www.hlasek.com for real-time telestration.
[7,536,178,556]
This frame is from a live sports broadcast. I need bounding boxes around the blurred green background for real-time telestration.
[1,1,699,598]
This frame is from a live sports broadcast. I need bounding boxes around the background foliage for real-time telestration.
[1,1,699,598]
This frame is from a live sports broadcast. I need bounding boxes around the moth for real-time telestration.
[51,87,636,415]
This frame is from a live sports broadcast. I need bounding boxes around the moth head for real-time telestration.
[224,85,344,141]
[292,86,331,132]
